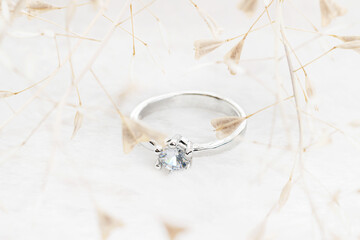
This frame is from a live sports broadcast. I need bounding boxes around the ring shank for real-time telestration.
[130,92,247,152]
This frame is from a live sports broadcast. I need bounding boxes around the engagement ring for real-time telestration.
[130,92,247,172]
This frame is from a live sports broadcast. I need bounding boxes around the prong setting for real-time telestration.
[154,146,163,155]
[155,134,193,172]
[155,159,162,169]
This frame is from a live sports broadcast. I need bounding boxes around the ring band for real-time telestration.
[130,91,247,172]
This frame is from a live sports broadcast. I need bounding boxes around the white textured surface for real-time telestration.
[0,0,360,239]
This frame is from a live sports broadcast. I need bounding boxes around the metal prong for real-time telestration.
[178,138,188,149]
[185,142,193,157]
[154,146,163,155]
[155,160,162,169]
[169,139,177,148]
[185,149,193,157]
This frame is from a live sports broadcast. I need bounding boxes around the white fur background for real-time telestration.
[0,0,360,239]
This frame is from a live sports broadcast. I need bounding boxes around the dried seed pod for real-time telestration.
[336,40,360,54]
[163,222,186,240]
[71,111,83,139]
[278,178,292,209]
[190,0,222,38]
[194,39,224,59]
[223,38,245,75]
[25,0,61,15]
[331,35,360,42]
[97,208,123,240]
[238,0,258,16]
[121,116,165,154]
[91,0,105,9]
[319,0,347,27]
[211,116,244,139]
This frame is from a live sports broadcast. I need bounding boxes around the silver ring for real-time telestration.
[130,91,247,172]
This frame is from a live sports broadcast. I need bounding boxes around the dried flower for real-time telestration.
[319,0,347,27]
[238,0,258,16]
[211,116,244,139]
[194,39,224,59]
[25,0,62,15]
[223,38,245,75]
[164,222,186,240]
[97,208,123,240]
[336,40,360,54]
[121,116,165,154]
[189,0,222,38]
[330,35,360,42]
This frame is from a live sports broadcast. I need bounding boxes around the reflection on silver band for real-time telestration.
[130,91,247,152]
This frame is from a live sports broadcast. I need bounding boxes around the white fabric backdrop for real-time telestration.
[0,0,360,239]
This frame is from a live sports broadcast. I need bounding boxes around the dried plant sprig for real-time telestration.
[211,116,243,139]
[0,75,49,99]
[223,0,274,75]
[194,39,225,59]
[336,40,360,53]
[91,0,105,9]
[237,0,258,16]
[96,208,123,240]
[223,38,245,75]
[163,222,186,240]
[121,116,166,154]
[103,14,165,73]
[189,0,222,38]
[0,90,16,98]
[194,21,274,59]
[130,4,135,56]
[138,0,170,53]
[25,1,64,16]
[294,39,360,72]
[115,0,156,26]
[71,110,83,139]
[330,35,360,42]
[102,14,148,46]
[21,11,101,42]
[293,46,336,72]
[8,30,100,42]
[0,2,108,140]
[90,69,165,153]
[280,14,304,167]
[278,177,293,209]
[211,95,293,139]
[319,0,347,27]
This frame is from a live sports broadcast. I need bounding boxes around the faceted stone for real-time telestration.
[158,147,190,171]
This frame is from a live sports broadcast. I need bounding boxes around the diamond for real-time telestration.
[158,147,190,171]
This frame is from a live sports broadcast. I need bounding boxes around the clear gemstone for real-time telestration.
[158,147,189,171]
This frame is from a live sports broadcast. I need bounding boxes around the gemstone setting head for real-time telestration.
[155,135,193,172]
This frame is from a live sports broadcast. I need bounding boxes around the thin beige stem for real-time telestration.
[246,95,294,119]
[279,5,304,176]
[294,47,336,72]
[103,14,148,46]
[90,69,123,119]
[225,21,275,42]
[130,4,136,56]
